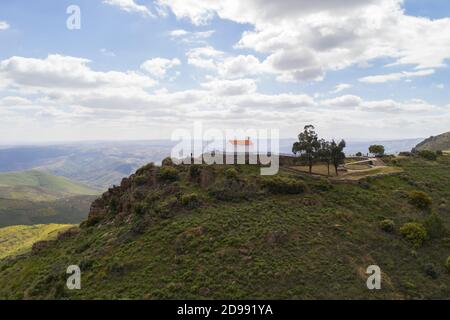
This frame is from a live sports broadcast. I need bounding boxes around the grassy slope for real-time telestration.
[0,170,99,201]
[0,224,74,260]
[0,170,100,227]
[0,157,449,300]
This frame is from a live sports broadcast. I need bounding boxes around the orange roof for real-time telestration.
[229,139,253,146]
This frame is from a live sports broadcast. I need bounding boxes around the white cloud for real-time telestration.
[0,54,156,94]
[103,0,154,17]
[1,54,448,141]
[0,21,9,30]
[322,95,362,108]
[332,83,352,94]
[158,0,450,82]
[169,29,215,44]
[186,46,225,70]
[201,78,257,96]
[170,29,189,37]
[140,58,181,78]
[359,69,435,84]
[100,48,116,57]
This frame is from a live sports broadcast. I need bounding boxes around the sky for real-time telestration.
[1,0,450,143]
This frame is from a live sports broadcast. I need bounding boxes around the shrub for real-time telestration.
[263,177,307,194]
[134,175,148,186]
[400,222,427,248]
[154,196,178,219]
[133,202,149,216]
[313,179,333,192]
[424,263,439,279]
[424,214,446,239]
[436,150,443,156]
[408,191,432,210]
[446,256,450,273]
[356,152,362,157]
[418,150,437,161]
[161,157,174,166]
[189,165,202,182]
[225,167,239,180]
[181,193,201,209]
[209,180,257,201]
[157,167,179,182]
[136,162,154,175]
[131,216,148,235]
[380,219,395,233]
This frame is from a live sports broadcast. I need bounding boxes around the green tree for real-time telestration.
[318,139,332,176]
[330,140,346,176]
[292,125,321,174]
[369,145,385,157]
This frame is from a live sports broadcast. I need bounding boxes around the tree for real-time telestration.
[292,125,321,174]
[369,145,385,157]
[318,139,332,176]
[356,152,362,157]
[330,139,346,176]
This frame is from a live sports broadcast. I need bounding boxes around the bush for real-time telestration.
[446,256,450,273]
[136,162,154,175]
[356,152,362,157]
[157,167,179,182]
[380,219,395,233]
[154,196,178,219]
[418,150,437,161]
[436,150,443,156]
[225,167,239,180]
[130,216,148,235]
[181,193,201,209]
[400,222,427,248]
[189,165,202,181]
[209,180,257,201]
[134,175,148,186]
[133,202,149,216]
[408,191,432,210]
[161,157,174,166]
[263,177,307,194]
[424,263,439,279]
[424,214,446,239]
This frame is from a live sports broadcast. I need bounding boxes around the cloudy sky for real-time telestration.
[1,0,450,143]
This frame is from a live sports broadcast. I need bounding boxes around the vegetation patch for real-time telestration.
[400,222,427,248]
[408,191,432,210]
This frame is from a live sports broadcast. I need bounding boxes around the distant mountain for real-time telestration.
[0,141,175,189]
[0,170,99,201]
[0,171,99,228]
[414,132,450,152]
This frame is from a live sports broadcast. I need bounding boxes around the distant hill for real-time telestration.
[0,171,99,228]
[0,142,175,188]
[414,132,450,152]
[0,170,99,201]
[0,224,73,260]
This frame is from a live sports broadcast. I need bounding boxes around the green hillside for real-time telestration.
[0,170,100,201]
[0,171,100,228]
[0,157,449,299]
[415,132,450,152]
[0,224,74,260]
